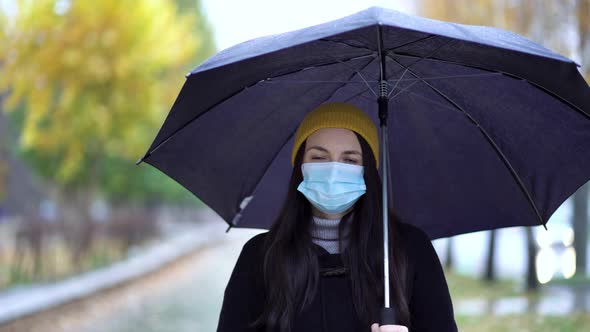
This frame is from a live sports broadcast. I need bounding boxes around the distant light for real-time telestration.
[536,247,557,284]
[562,227,574,247]
[0,0,17,18]
[202,0,416,51]
[562,247,576,279]
[54,0,70,15]
[536,230,552,248]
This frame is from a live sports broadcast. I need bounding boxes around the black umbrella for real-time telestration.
[137,7,590,325]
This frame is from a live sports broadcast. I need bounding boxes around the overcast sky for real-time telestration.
[201,0,415,51]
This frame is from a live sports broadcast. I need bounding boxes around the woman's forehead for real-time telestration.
[305,128,361,150]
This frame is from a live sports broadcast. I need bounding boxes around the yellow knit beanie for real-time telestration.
[291,102,379,168]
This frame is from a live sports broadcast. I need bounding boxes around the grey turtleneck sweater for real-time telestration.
[310,215,351,254]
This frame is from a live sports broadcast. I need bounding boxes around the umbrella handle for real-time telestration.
[380,307,397,325]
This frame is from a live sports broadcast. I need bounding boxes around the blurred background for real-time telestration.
[0,0,589,331]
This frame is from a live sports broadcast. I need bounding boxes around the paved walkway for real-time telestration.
[0,210,228,327]
[1,217,589,332]
[76,227,261,332]
[72,231,590,332]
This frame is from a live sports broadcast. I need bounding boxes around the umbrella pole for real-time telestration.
[377,26,397,326]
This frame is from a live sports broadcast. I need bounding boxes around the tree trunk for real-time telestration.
[576,0,590,78]
[484,230,497,282]
[445,237,454,270]
[58,186,96,270]
[573,182,589,277]
[525,227,539,291]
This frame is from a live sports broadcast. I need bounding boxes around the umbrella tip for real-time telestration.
[136,152,151,165]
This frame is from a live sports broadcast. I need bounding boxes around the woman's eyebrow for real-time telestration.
[306,146,329,153]
[342,150,361,155]
[306,146,361,155]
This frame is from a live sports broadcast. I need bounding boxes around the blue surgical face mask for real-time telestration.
[297,161,366,215]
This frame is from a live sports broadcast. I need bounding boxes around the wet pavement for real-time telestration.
[455,284,590,316]
[74,226,262,332]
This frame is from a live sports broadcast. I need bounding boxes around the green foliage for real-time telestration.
[445,269,520,299]
[176,0,217,60]
[101,156,202,204]
[0,0,214,203]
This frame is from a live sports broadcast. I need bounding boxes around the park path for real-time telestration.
[2,216,588,332]
[75,229,589,332]
[74,226,261,332]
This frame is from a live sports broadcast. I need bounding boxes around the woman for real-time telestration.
[217,102,457,332]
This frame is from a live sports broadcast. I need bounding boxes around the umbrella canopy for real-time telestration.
[138,6,590,239]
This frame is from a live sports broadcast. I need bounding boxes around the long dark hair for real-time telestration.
[254,133,410,331]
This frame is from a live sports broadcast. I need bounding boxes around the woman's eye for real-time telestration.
[344,159,358,164]
[311,156,325,160]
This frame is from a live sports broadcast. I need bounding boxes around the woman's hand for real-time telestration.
[371,323,409,332]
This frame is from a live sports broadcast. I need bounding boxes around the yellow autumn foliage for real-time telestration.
[0,0,200,184]
[418,0,590,78]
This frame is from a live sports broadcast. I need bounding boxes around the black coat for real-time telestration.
[216,222,458,332]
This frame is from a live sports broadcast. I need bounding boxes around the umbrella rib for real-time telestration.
[387,40,465,101]
[391,73,501,81]
[387,74,494,105]
[231,56,378,227]
[344,86,380,103]
[317,35,447,97]
[262,80,379,84]
[401,90,464,114]
[263,54,376,82]
[326,55,378,97]
[262,73,500,84]
[388,53,590,121]
[139,54,375,161]
[388,67,410,98]
[314,39,503,87]
[388,79,422,101]
[319,34,436,55]
[387,55,546,226]
[391,34,438,51]
[386,38,455,93]
[261,53,379,97]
